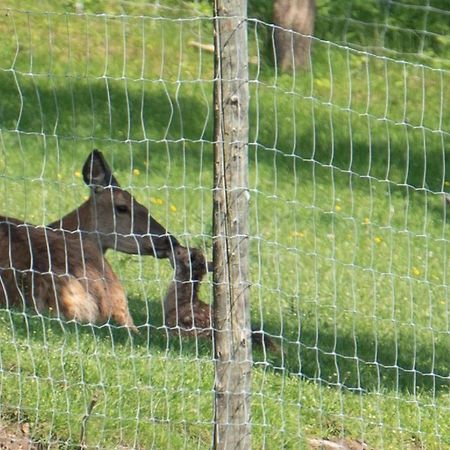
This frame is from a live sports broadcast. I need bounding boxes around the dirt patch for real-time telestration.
[309,437,371,450]
[0,421,38,450]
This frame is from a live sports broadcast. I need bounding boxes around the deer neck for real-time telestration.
[48,200,106,254]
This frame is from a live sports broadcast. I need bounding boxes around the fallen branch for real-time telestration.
[78,391,100,450]
[188,40,259,64]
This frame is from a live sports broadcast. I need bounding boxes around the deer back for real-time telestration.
[0,216,136,331]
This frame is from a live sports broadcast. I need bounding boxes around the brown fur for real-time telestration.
[164,246,212,337]
[164,246,277,351]
[48,149,178,258]
[0,216,137,332]
[0,149,181,332]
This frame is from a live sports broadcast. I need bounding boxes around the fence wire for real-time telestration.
[0,1,448,448]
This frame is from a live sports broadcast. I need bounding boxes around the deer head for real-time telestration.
[50,149,179,258]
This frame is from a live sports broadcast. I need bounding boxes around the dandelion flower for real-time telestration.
[412,267,420,276]
[363,217,370,225]
[133,168,140,176]
[150,197,164,206]
[74,171,81,178]
[335,204,342,212]
[170,204,177,212]
[374,236,382,244]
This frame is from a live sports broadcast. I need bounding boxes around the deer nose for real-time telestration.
[168,234,180,248]
[152,233,180,259]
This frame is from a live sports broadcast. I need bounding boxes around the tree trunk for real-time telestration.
[273,0,316,71]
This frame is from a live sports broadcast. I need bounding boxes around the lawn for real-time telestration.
[0,1,449,448]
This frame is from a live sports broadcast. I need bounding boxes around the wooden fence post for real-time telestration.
[212,0,251,449]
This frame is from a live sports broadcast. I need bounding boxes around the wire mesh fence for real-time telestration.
[0,1,449,448]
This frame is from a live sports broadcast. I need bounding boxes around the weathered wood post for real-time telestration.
[212,0,251,449]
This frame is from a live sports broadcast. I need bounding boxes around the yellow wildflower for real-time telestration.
[363,217,370,225]
[74,171,81,178]
[133,168,140,176]
[150,197,164,206]
[315,78,331,89]
[335,204,342,212]
[374,236,382,244]
[170,204,177,212]
[412,267,420,277]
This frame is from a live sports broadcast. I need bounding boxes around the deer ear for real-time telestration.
[82,149,120,189]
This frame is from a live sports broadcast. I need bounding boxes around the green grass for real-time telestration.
[0,1,449,448]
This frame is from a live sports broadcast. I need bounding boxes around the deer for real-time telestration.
[0,216,137,332]
[164,246,277,351]
[0,149,179,330]
[164,246,213,337]
[48,149,179,258]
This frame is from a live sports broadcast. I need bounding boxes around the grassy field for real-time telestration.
[0,1,449,448]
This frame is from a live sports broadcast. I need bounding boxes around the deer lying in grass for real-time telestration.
[0,216,137,332]
[164,246,277,350]
[0,149,179,329]
[164,246,213,337]
[48,149,179,258]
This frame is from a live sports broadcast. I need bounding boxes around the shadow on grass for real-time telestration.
[0,70,448,195]
[137,297,450,395]
[0,63,449,396]
[2,294,448,396]
[280,325,450,394]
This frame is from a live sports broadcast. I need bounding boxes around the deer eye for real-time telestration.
[115,205,129,214]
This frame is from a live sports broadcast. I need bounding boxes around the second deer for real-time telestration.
[164,246,277,351]
[164,246,213,337]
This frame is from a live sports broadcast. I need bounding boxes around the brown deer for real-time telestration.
[0,216,137,332]
[164,246,213,337]
[164,246,277,351]
[48,149,179,258]
[0,150,179,330]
